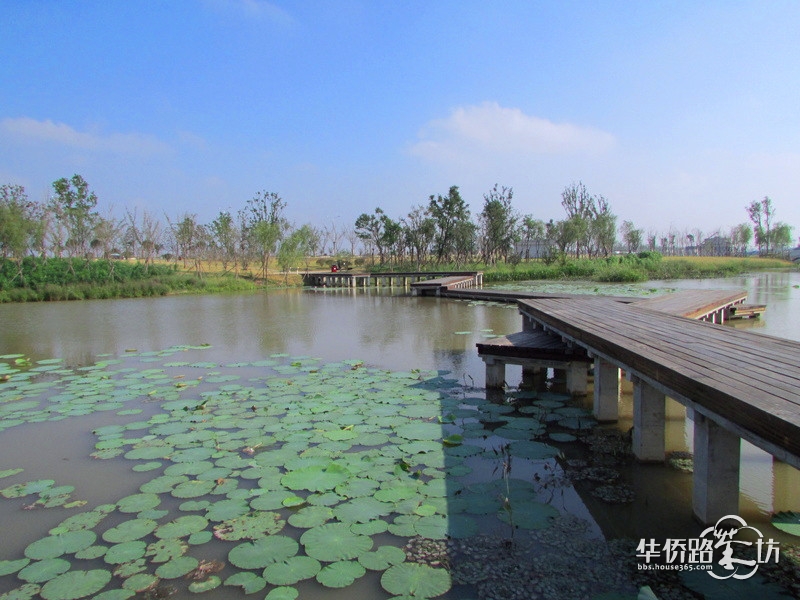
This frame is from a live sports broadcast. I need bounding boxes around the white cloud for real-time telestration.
[409,102,616,163]
[0,117,171,157]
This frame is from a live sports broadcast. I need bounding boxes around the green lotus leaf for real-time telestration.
[102,519,157,543]
[2,479,55,498]
[171,479,216,498]
[388,515,419,538]
[155,555,199,579]
[188,575,221,593]
[74,545,108,560]
[224,571,267,594]
[116,493,161,513]
[334,478,380,498]
[280,463,351,492]
[262,556,322,586]
[187,530,213,545]
[228,535,298,569]
[204,498,249,521]
[139,474,187,494]
[154,515,208,539]
[0,582,41,600]
[351,519,389,536]
[120,572,158,592]
[145,538,188,563]
[772,511,800,536]
[111,558,146,579]
[250,490,298,511]
[25,530,96,560]
[316,560,366,588]
[92,590,135,600]
[124,445,171,461]
[164,461,214,477]
[300,523,373,562]
[131,461,162,472]
[549,432,577,442]
[103,541,147,564]
[498,501,559,530]
[0,467,24,479]
[39,569,112,600]
[1,558,31,576]
[333,497,392,523]
[287,505,334,529]
[358,545,407,571]
[213,511,285,540]
[507,440,561,460]
[18,558,71,583]
[179,500,211,512]
[381,563,452,598]
[265,586,299,600]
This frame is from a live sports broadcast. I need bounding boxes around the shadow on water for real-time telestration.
[0,283,798,598]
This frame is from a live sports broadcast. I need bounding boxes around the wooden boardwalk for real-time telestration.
[512,294,800,522]
[631,288,748,321]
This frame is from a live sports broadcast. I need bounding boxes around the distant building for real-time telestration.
[789,247,800,262]
[514,238,553,259]
[701,236,733,257]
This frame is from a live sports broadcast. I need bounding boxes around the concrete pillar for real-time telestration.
[593,358,620,422]
[632,378,666,462]
[693,413,741,524]
[565,362,588,396]
[772,459,800,512]
[484,358,506,389]
[521,365,544,389]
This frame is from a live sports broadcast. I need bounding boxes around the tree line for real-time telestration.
[1,175,796,282]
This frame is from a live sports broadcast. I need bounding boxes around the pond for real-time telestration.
[0,273,798,600]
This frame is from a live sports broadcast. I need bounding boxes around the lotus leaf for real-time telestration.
[498,501,559,530]
[772,511,800,536]
[164,461,214,476]
[262,556,322,585]
[124,445,171,460]
[381,563,452,598]
[0,467,24,479]
[188,575,221,593]
[213,512,285,540]
[131,461,162,472]
[171,479,216,498]
[102,519,157,543]
[351,519,389,536]
[316,560,366,588]
[224,571,267,594]
[24,530,96,560]
[145,538,188,563]
[116,493,160,513]
[120,572,158,592]
[228,535,298,569]
[280,463,351,492]
[155,556,199,579]
[0,558,30,576]
[249,491,296,511]
[335,478,380,498]
[0,582,41,600]
[287,505,334,529]
[358,545,406,571]
[179,500,211,512]
[92,590,135,600]
[508,440,561,460]
[204,498,249,521]
[111,558,146,579]
[74,545,108,560]
[187,530,213,545]
[333,497,392,523]
[265,586,299,600]
[39,569,112,600]
[139,474,188,494]
[17,558,71,583]
[2,479,55,498]
[394,422,443,441]
[154,515,208,539]
[103,541,147,565]
[300,523,373,562]
[388,515,419,537]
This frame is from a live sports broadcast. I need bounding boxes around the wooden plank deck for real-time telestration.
[631,289,747,319]
[518,297,800,465]
[476,331,590,362]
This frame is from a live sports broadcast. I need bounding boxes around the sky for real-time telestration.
[2,0,799,242]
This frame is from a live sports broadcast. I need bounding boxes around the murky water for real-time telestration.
[0,271,798,598]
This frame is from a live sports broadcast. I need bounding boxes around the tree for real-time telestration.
[428,186,472,264]
[170,213,206,275]
[402,205,435,269]
[277,225,316,283]
[771,222,794,254]
[747,196,775,255]
[51,174,99,259]
[620,220,643,253]
[209,211,237,273]
[355,208,398,265]
[729,223,752,256]
[0,184,35,260]
[245,190,289,278]
[519,215,546,260]
[478,184,517,265]
[560,181,615,258]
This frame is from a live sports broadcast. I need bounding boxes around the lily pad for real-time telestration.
[300,523,373,562]
[224,571,267,594]
[265,587,299,600]
[358,545,406,571]
[18,558,71,583]
[40,569,112,600]
[316,560,366,588]
[262,556,322,586]
[103,541,147,564]
[280,463,351,492]
[102,519,157,543]
[116,493,161,513]
[188,575,221,593]
[213,512,285,540]
[155,556,199,579]
[228,536,298,569]
[25,530,96,560]
[381,563,452,598]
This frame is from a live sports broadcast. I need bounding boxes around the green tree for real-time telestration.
[209,211,237,273]
[478,184,517,265]
[355,208,398,265]
[620,220,643,253]
[51,174,99,259]
[747,196,775,255]
[277,224,316,282]
[245,190,289,278]
[729,223,752,256]
[519,215,546,260]
[170,213,206,275]
[428,186,472,264]
[771,222,794,253]
[402,205,436,269]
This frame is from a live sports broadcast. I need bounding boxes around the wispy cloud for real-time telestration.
[0,117,172,157]
[409,102,616,163]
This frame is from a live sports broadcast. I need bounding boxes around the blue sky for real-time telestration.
[2,1,799,241]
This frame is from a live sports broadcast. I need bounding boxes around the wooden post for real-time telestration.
[593,358,620,422]
[632,377,665,462]
[484,358,506,389]
[693,413,741,524]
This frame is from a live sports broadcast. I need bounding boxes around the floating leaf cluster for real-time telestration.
[0,346,595,599]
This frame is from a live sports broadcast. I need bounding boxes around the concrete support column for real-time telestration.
[565,362,588,396]
[484,358,506,389]
[693,413,741,524]
[593,358,620,422]
[632,378,666,462]
[521,365,544,389]
[773,459,800,512]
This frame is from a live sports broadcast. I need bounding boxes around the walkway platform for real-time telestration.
[410,273,483,295]
[631,288,749,322]
[515,295,800,523]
